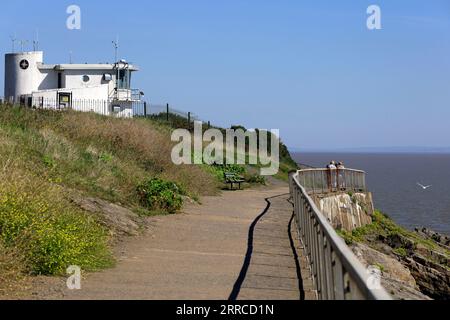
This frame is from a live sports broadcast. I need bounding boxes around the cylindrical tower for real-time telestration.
[4,51,44,101]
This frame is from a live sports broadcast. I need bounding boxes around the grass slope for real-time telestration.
[0,105,219,291]
[0,104,298,296]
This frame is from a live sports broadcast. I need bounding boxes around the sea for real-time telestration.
[292,153,450,236]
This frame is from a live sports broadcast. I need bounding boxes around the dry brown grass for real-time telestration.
[0,105,219,211]
[0,243,29,299]
[55,111,219,198]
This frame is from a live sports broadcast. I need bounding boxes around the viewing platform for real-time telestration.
[289,169,391,300]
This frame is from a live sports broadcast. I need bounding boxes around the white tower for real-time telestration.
[4,51,44,101]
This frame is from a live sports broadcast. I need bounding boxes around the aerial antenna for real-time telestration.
[112,36,119,62]
[10,33,18,53]
[33,29,39,51]
[18,39,29,52]
[69,50,73,64]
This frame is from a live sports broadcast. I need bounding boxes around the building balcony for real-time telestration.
[111,89,144,102]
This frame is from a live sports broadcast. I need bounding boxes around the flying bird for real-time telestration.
[417,183,432,190]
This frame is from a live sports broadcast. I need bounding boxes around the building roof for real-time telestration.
[37,63,139,71]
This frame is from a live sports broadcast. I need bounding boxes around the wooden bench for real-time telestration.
[224,172,245,190]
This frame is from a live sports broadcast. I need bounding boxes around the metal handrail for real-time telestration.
[290,171,391,300]
[297,168,367,195]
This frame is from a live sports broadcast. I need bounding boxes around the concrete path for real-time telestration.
[233,194,315,300]
[31,185,314,300]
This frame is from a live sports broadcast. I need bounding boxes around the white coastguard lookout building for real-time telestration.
[3,51,144,117]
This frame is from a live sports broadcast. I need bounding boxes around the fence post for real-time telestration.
[166,103,169,121]
[144,102,147,118]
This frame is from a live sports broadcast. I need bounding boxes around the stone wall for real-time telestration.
[311,192,374,231]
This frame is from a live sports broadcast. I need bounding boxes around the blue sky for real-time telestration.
[1,0,449,150]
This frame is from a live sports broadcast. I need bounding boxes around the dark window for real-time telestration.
[118,69,131,89]
[58,73,62,89]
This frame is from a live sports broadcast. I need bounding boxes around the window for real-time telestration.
[58,73,62,89]
[117,69,131,89]
[82,75,90,83]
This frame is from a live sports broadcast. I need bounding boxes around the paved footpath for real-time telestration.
[31,184,315,300]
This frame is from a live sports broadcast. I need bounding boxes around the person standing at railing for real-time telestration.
[326,161,337,192]
[337,161,346,191]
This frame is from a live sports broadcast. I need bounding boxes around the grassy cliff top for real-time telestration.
[0,104,297,296]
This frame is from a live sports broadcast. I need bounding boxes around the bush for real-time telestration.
[0,181,112,275]
[208,164,246,182]
[245,174,266,185]
[137,178,185,214]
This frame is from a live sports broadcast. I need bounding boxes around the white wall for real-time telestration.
[63,70,114,93]
[32,84,110,101]
[4,51,44,100]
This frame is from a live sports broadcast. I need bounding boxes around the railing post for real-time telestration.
[312,170,316,195]
[333,255,345,300]
[312,218,320,297]
[324,237,334,299]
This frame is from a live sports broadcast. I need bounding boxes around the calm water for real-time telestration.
[293,153,450,235]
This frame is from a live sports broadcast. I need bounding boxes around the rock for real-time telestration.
[382,278,432,301]
[415,228,450,248]
[405,254,450,300]
[350,243,430,300]
[313,192,373,231]
[71,196,141,237]
[385,233,416,251]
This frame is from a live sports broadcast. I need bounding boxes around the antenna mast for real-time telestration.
[18,40,29,52]
[10,33,17,53]
[33,29,39,51]
[112,36,119,62]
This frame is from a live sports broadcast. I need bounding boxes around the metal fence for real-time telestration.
[133,102,211,130]
[297,168,366,195]
[0,97,215,130]
[0,96,12,104]
[289,171,391,300]
[132,103,196,119]
[28,98,111,116]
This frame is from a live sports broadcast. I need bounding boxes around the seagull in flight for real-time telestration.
[417,183,432,190]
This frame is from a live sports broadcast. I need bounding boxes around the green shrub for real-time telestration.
[246,174,266,185]
[208,164,246,182]
[42,155,56,169]
[99,152,114,163]
[136,178,185,214]
[393,247,408,258]
[225,164,246,175]
[0,185,112,275]
[336,229,358,245]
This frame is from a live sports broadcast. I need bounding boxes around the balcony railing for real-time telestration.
[289,171,391,300]
[296,168,366,195]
